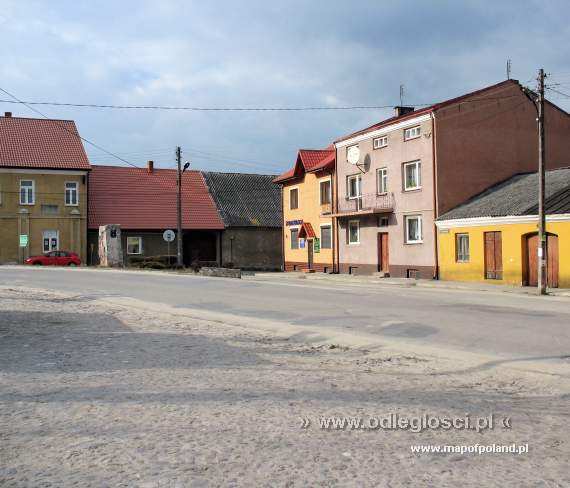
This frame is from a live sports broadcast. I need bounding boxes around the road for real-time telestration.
[1,266,569,361]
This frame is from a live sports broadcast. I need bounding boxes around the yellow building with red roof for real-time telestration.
[274,147,336,272]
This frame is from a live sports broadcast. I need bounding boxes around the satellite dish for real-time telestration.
[358,154,371,173]
[347,145,360,165]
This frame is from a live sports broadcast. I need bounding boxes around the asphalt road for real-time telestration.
[1,266,569,361]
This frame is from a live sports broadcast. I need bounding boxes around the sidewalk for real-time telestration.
[245,271,570,297]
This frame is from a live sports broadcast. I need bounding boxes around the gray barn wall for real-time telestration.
[221,227,282,271]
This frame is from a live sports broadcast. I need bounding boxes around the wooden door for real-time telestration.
[526,234,559,287]
[484,231,503,280]
[526,234,539,286]
[307,239,314,270]
[377,232,389,272]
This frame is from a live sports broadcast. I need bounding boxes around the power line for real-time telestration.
[0,94,524,112]
[546,87,570,99]
[0,86,141,169]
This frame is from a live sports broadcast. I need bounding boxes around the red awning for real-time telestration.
[298,222,316,239]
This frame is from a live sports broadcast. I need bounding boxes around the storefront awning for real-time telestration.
[298,222,316,239]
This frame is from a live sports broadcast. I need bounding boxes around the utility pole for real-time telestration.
[176,146,183,268]
[506,59,512,80]
[537,68,547,295]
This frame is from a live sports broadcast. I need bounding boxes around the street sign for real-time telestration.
[314,237,320,253]
[163,230,176,242]
[19,235,28,247]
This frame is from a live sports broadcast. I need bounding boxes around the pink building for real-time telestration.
[332,80,570,278]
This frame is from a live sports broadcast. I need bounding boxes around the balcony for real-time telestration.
[332,192,394,217]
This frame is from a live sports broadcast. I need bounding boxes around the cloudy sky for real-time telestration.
[1,0,569,175]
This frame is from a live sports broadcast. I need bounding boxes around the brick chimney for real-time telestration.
[394,106,415,117]
[4,112,12,117]
[147,160,154,173]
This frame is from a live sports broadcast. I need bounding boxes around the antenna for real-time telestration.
[506,59,512,80]
[399,84,405,106]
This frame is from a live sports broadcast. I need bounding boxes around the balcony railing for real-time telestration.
[336,192,394,215]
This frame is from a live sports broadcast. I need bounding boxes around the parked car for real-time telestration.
[24,251,81,266]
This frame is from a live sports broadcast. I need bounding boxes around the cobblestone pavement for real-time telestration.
[0,287,569,487]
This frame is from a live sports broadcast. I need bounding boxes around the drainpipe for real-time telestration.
[431,111,439,280]
[333,147,340,273]
[280,186,285,271]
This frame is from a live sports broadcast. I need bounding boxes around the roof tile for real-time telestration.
[0,116,91,170]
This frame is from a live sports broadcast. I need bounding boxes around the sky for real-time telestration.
[1,0,569,175]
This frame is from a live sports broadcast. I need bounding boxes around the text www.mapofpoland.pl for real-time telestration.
[410,444,529,455]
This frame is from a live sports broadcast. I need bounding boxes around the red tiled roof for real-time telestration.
[298,222,316,239]
[88,165,224,230]
[0,115,91,170]
[334,79,519,144]
[273,146,335,183]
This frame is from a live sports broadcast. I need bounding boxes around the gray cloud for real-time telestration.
[0,0,568,173]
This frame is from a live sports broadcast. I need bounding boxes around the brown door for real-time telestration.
[526,234,559,288]
[484,231,503,280]
[307,239,314,270]
[377,232,389,272]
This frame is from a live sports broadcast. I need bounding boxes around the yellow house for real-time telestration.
[0,113,91,264]
[436,168,570,288]
[274,148,336,272]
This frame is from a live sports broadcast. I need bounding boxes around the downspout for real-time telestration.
[333,145,340,273]
[431,111,439,280]
[280,186,285,271]
[85,170,90,266]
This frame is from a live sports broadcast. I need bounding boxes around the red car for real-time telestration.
[25,251,81,266]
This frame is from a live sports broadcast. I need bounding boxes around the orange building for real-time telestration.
[274,147,335,272]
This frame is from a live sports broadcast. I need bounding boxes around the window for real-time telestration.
[320,225,332,249]
[20,180,34,205]
[455,233,470,262]
[373,136,388,149]
[319,180,331,205]
[348,220,360,245]
[42,230,58,252]
[378,216,389,227]
[377,168,388,194]
[347,175,362,199]
[403,161,421,191]
[290,229,300,249]
[289,188,299,210]
[65,182,78,206]
[127,236,142,255]
[41,204,59,215]
[404,126,421,140]
[405,215,423,244]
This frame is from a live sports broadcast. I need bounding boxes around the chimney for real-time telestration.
[147,160,154,173]
[394,106,415,117]
[4,112,12,117]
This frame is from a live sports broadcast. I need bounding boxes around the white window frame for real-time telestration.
[65,181,79,206]
[289,187,299,210]
[373,135,388,149]
[377,167,388,194]
[455,233,470,263]
[404,125,421,141]
[348,220,360,245]
[20,180,35,205]
[290,227,300,250]
[42,230,59,253]
[320,224,332,249]
[319,178,332,205]
[347,174,362,199]
[403,160,422,191]
[404,215,423,244]
[127,236,143,255]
